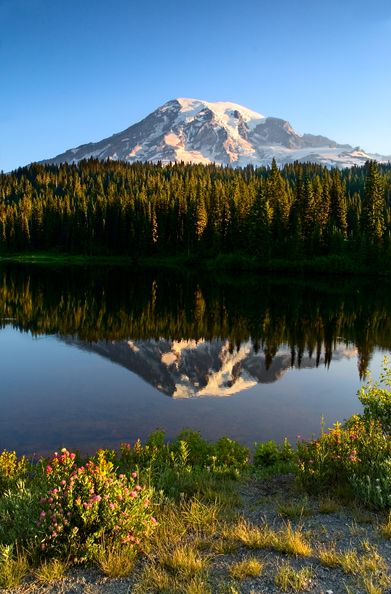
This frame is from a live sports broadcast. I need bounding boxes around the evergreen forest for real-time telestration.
[1,158,391,270]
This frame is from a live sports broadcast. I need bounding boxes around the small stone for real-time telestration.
[325,591,333,594]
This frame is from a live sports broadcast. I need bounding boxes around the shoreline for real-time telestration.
[0,251,385,277]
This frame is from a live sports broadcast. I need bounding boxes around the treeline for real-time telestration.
[1,158,391,264]
[1,263,391,377]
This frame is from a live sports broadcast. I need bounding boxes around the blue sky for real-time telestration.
[1,0,390,172]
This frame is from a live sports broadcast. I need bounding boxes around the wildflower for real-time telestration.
[130,492,137,498]
[46,466,52,473]
[40,512,46,517]
[309,460,313,464]
[135,485,141,491]
[70,453,76,459]
[351,450,357,455]
[132,472,137,478]
[296,436,300,439]
[348,456,355,461]
[40,498,46,503]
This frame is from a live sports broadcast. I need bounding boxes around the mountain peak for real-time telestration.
[39,98,389,169]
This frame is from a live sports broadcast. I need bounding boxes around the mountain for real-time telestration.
[40,98,390,169]
[60,336,358,398]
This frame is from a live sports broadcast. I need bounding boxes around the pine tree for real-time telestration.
[330,169,348,237]
[360,160,385,245]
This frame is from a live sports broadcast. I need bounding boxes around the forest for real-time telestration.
[0,158,391,268]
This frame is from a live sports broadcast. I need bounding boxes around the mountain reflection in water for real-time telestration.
[61,337,358,398]
[1,262,390,381]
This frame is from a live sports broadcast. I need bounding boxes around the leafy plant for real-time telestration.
[37,448,156,560]
[214,437,249,467]
[254,438,294,467]
[171,430,213,467]
[357,356,391,435]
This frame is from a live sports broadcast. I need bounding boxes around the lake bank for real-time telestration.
[0,251,385,276]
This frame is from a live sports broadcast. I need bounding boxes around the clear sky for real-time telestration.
[1,0,391,172]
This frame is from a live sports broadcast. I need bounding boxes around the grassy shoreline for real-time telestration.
[0,251,385,276]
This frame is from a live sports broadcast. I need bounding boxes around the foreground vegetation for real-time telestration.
[1,158,391,273]
[2,359,391,592]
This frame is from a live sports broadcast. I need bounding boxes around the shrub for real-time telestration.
[214,437,249,467]
[37,448,156,561]
[254,438,294,467]
[0,480,42,545]
[350,463,391,510]
[295,419,391,494]
[357,356,391,436]
[170,430,213,467]
[0,451,29,496]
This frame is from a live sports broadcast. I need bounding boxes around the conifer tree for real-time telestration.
[330,169,348,237]
[360,160,385,245]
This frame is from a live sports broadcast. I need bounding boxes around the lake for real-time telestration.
[1,262,390,457]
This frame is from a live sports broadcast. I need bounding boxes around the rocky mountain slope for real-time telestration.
[41,98,390,169]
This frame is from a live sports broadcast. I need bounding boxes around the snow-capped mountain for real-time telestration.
[60,336,358,398]
[41,98,390,169]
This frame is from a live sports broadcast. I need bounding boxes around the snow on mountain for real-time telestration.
[39,98,390,169]
[60,336,358,399]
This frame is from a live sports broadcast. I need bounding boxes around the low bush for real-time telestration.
[37,448,156,561]
[254,438,294,467]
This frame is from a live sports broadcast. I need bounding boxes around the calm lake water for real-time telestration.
[1,263,390,457]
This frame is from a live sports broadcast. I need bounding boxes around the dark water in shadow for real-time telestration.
[1,263,390,456]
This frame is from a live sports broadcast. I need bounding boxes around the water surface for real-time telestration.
[1,263,390,456]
